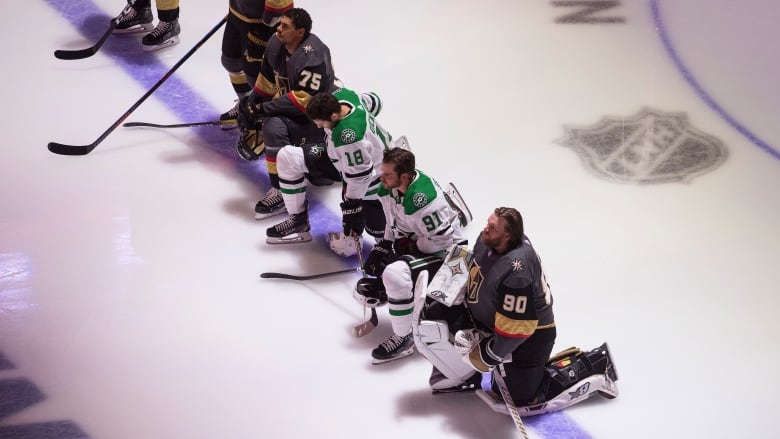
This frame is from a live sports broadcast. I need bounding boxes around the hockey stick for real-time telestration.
[351,237,378,337]
[260,267,361,281]
[53,1,129,61]
[48,17,228,156]
[494,367,531,439]
[123,120,231,129]
[54,20,118,60]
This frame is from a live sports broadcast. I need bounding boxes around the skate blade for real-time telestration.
[113,23,154,35]
[266,232,312,245]
[371,348,415,365]
[142,36,181,52]
[255,209,285,220]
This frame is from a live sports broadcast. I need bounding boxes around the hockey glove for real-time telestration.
[364,240,394,276]
[464,335,503,373]
[393,237,418,255]
[238,92,265,130]
[340,199,365,237]
[236,128,264,161]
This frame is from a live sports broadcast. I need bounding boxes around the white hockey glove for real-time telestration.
[327,232,362,257]
[453,329,483,354]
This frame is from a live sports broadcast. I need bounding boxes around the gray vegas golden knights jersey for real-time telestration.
[253,32,336,117]
[466,235,555,358]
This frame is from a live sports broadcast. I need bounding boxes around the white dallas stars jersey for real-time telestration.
[326,88,393,200]
[377,170,467,255]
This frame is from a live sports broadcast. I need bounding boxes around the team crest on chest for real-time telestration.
[308,144,324,158]
[412,193,428,207]
[340,129,357,144]
[466,260,482,303]
[302,44,314,54]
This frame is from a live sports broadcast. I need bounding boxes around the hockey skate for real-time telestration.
[219,101,240,130]
[255,188,285,219]
[443,183,473,227]
[372,333,414,364]
[142,19,181,52]
[266,210,311,244]
[113,5,154,34]
[430,368,482,394]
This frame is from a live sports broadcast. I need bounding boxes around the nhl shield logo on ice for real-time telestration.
[556,108,728,184]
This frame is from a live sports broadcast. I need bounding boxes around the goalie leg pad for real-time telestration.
[413,319,477,390]
[477,373,614,417]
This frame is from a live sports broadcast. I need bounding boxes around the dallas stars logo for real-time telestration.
[340,128,357,144]
[511,259,523,271]
[302,44,315,54]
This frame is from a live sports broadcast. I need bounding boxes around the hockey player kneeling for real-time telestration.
[412,207,619,417]
[353,148,469,364]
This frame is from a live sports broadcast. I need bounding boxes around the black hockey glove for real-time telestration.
[363,240,395,276]
[238,92,265,130]
[466,335,503,373]
[393,237,418,255]
[340,199,365,237]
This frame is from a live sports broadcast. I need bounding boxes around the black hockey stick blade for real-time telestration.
[54,20,118,60]
[47,141,98,156]
[123,120,227,129]
[352,308,378,337]
[260,267,361,281]
[47,17,227,156]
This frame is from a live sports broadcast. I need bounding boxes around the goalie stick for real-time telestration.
[48,17,227,156]
[53,3,127,60]
[351,237,378,337]
[123,120,231,129]
[494,366,531,439]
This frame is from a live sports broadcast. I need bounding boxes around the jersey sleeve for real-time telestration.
[489,268,539,357]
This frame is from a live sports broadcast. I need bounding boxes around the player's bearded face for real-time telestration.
[379,162,401,189]
[480,214,509,249]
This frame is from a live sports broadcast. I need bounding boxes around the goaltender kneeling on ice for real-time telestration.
[409,208,620,416]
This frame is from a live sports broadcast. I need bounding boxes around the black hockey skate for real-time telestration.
[219,101,240,130]
[371,333,414,364]
[266,210,311,244]
[141,19,181,52]
[113,5,153,34]
[430,369,482,394]
[255,188,285,219]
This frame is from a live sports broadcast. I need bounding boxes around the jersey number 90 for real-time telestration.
[503,295,527,314]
